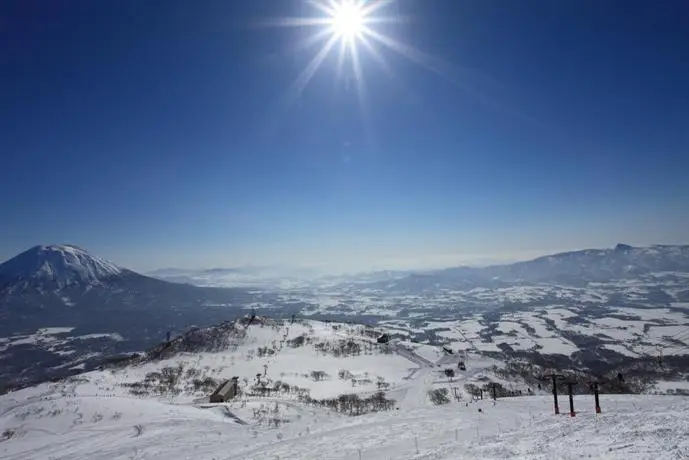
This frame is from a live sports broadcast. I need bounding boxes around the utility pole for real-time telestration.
[544,373,565,415]
[592,381,601,414]
[491,383,498,401]
[563,380,576,417]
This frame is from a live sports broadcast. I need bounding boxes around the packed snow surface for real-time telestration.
[2,318,689,459]
[2,387,688,459]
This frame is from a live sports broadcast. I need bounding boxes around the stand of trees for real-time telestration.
[301,391,395,416]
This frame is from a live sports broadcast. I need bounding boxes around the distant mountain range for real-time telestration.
[336,244,689,292]
[1,242,688,387]
[144,244,689,291]
[4,243,686,297]
[453,243,689,281]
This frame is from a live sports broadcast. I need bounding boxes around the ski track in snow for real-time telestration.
[3,394,689,460]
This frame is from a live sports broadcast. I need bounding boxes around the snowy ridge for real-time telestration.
[0,244,125,290]
[489,243,689,281]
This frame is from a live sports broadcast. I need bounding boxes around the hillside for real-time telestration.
[1,317,688,459]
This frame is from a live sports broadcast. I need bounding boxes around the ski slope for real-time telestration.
[2,317,689,459]
[2,388,688,459]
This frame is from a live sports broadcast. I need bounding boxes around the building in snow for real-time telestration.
[209,377,239,403]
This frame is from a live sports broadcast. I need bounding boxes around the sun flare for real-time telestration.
[261,0,451,117]
[330,2,365,41]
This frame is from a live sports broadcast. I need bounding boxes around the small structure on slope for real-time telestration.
[210,376,239,403]
[377,333,390,344]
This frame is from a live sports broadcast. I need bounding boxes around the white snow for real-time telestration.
[61,296,75,306]
[602,343,639,357]
[0,329,125,354]
[72,333,125,341]
[0,244,123,289]
[651,380,689,393]
[2,317,689,459]
[612,306,687,323]
[671,302,689,309]
[37,327,75,335]
[2,382,688,459]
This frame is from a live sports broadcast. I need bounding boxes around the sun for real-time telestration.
[330,2,365,41]
[260,0,453,115]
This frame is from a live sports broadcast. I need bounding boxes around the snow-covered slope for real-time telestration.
[2,316,688,460]
[0,244,126,291]
[5,316,688,459]
[101,317,435,403]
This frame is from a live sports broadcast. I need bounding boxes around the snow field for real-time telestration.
[384,303,689,360]
[3,385,689,459]
[3,316,689,459]
[0,327,124,354]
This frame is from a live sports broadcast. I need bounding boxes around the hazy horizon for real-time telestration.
[1,239,688,276]
[2,1,688,274]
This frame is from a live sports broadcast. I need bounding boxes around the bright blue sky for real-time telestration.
[1,0,688,272]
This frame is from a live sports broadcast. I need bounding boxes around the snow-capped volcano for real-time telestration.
[0,245,257,386]
[0,244,127,291]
